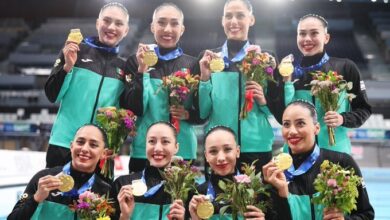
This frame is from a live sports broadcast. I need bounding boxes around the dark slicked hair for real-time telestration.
[286,100,318,124]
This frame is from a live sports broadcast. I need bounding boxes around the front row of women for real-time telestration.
[8,100,374,220]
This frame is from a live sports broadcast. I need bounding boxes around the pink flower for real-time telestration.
[105,111,112,118]
[174,70,186,78]
[252,58,261,65]
[124,118,134,129]
[79,191,96,200]
[327,179,337,188]
[234,174,251,184]
[246,45,261,54]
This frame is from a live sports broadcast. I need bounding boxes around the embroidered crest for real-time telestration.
[53,59,61,67]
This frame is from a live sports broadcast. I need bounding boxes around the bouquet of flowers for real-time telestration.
[158,68,199,132]
[309,70,355,146]
[70,191,115,220]
[215,161,270,220]
[160,158,201,203]
[238,46,276,119]
[312,160,362,214]
[96,107,137,180]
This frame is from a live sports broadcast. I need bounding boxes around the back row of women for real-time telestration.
[9,0,373,219]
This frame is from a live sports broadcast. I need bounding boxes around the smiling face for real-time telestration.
[96,6,129,47]
[297,17,330,56]
[151,5,185,49]
[282,104,320,154]
[205,129,240,176]
[146,123,178,168]
[70,125,106,173]
[222,0,254,41]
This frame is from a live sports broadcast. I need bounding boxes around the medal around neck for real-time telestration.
[57,174,75,192]
[132,180,148,197]
[196,197,214,219]
[67,29,83,44]
[278,54,294,77]
[274,153,293,170]
[209,57,225,73]
[143,45,158,67]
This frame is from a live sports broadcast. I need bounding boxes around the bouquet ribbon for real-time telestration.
[171,118,180,133]
[245,90,254,112]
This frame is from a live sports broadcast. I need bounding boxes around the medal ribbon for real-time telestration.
[293,53,329,79]
[221,41,250,69]
[154,46,183,61]
[141,169,164,197]
[284,145,320,182]
[84,37,119,54]
[61,162,95,197]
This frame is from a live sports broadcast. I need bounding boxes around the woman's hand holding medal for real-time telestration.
[262,153,292,198]
[117,184,136,220]
[199,50,225,82]
[34,175,63,203]
[189,194,214,220]
[63,29,82,73]
[136,43,158,73]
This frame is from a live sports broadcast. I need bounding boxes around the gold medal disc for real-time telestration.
[67,29,83,44]
[278,62,294,77]
[274,153,293,170]
[143,51,158,67]
[196,201,214,219]
[209,58,225,73]
[58,174,75,192]
[132,180,148,197]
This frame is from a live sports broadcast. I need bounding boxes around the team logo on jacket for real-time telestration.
[53,59,61,67]
[360,80,366,90]
[116,67,131,82]
[81,58,93,63]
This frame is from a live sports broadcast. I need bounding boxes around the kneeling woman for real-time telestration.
[8,124,111,219]
[263,100,374,219]
[189,126,292,220]
[111,122,185,220]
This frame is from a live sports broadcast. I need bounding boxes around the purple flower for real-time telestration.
[327,179,337,188]
[234,174,251,184]
[190,166,200,173]
[77,201,90,209]
[265,67,274,75]
[124,118,134,129]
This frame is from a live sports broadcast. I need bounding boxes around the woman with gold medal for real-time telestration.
[8,124,111,219]
[262,100,374,220]
[121,3,202,174]
[110,122,187,220]
[195,0,275,174]
[188,126,292,220]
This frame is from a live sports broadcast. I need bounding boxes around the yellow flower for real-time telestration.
[97,216,110,220]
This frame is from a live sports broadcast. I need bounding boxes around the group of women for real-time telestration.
[9,0,375,219]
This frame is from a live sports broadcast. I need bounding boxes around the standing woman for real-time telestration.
[44,2,130,168]
[272,14,371,154]
[111,122,186,220]
[197,0,274,172]
[121,3,201,173]
[8,124,111,219]
[263,100,374,219]
[188,126,291,220]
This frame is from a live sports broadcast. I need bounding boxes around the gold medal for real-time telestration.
[278,54,294,77]
[274,153,293,170]
[209,57,225,73]
[197,201,214,219]
[67,29,83,44]
[143,50,158,67]
[58,174,75,192]
[131,180,148,197]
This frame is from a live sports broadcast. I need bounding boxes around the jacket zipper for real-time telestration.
[90,53,108,123]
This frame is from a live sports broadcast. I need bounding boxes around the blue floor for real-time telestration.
[361,168,390,220]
